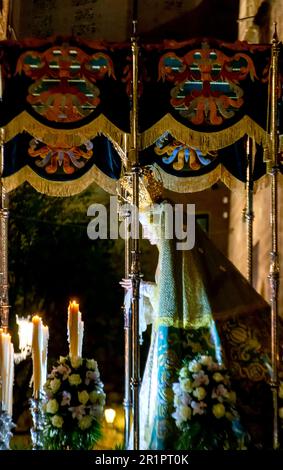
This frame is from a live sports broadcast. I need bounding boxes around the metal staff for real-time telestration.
[118,169,132,449]
[129,3,141,450]
[268,25,280,451]
[245,137,254,285]
[0,128,9,331]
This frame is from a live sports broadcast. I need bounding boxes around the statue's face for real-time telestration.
[142,224,158,245]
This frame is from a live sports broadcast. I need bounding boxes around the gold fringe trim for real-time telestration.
[153,164,271,194]
[3,165,117,196]
[3,111,127,150]
[140,114,267,152]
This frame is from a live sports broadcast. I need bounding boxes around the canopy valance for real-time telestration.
[0,36,277,195]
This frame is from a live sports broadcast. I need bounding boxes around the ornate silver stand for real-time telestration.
[0,402,15,450]
[29,394,45,450]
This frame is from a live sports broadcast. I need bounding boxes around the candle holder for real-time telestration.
[0,402,15,450]
[29,393,45,450]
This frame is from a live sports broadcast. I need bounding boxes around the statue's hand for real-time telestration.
[119,278,132,291]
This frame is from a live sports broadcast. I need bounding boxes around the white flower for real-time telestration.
[78,390,89,405]
[51,415,64,428]
[68,374,82,386]
[78,415,93,430]
[69,405,86,420]
[50,378,61,393]
[86,359,97,370]
[61,391,71,406]
[89,405,104,420]
[46,399,59,414]
[192,386,206,401]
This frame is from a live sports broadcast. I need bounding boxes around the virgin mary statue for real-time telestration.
[122,198,277,450]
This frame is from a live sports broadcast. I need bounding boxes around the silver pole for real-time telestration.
[0,128,9,331]
[245,137,254,285]
[268,25,280,450]
[130,12,141,450]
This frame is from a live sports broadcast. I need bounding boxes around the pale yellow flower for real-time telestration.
[78,390,89,405]
[192,386,206,401]
[68,374,82,386]
[188,362,202,373]
[86,359,97,370]
[179,367,188,379]
[70,357,83,369]
[179,405,191,421]
[89,390,105,405]
[225,411,234,421]
[213,372,224,383]
[46,399,59,414]
[180,379,192,393]
[50,378,61,393]
[212,403,226,418]
[51,415,64,428]
[228,391,236,403]
[78,415,93,430]
[200,356,213,367]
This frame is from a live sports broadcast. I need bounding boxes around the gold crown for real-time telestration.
[118,167,164,209]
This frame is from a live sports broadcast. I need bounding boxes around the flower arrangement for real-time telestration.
[172,354,246,450]
[42,355,106,450]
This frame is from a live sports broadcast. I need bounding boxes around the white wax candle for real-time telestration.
[41,325,49,389]
[32,315,43,397]
[68,301,79,358]
[8,342,14,416]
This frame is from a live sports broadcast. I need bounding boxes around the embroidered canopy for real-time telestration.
[0,36,279,195]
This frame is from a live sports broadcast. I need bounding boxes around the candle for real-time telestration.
[0,331,14,415]
[41,325,49,390]
[32,315,43,398]
[7,342,14,416]
[68,301,80,359]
